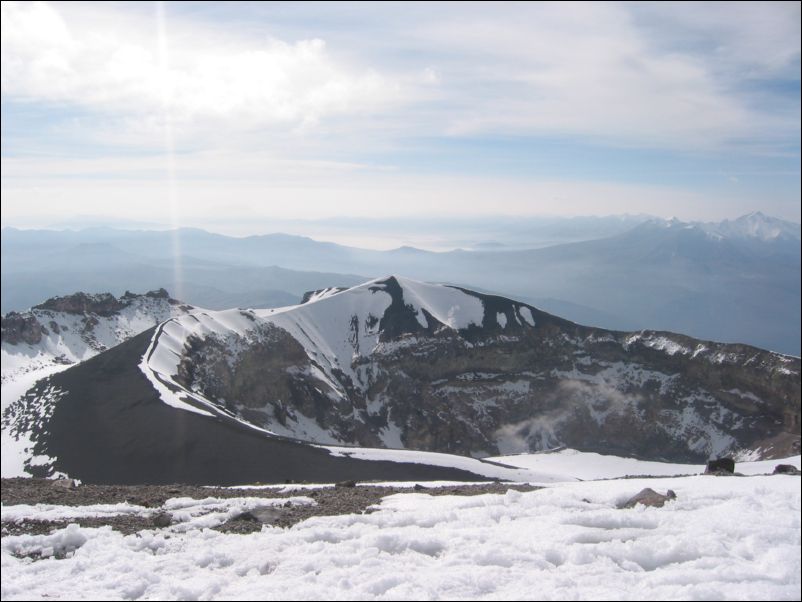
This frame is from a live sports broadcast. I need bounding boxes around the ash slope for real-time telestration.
[3,328,543,485]
[143,276,800,462]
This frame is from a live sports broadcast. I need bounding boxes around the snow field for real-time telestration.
[2,475,799,600]
[323,445,572,483]
[488,449,802,480]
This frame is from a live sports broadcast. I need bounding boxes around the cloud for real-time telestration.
[1,1,402,133]
[1,2,799,225]
[3,2,798,153]
[411,2,799,150]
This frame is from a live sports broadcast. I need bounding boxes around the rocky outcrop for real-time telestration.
[1,312,47,345]
[2,290,198,387]
[34,292,127,317]
[2,290,186,348]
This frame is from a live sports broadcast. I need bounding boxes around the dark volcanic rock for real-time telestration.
[35,292,127,317]
[1,312,46,345]
[773,464,801,475]
[705,458,735,474]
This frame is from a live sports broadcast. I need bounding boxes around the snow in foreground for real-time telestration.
[2,475,799,600]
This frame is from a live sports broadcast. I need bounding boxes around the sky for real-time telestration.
[1,1,800,234]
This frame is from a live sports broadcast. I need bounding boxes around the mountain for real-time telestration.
[712,211,802,244]
[0,231,369,315]
[3,276,798,484]
[472,215,801,353]
[3,212,799,353]
[1,288,200,478]
[1,289,197,383]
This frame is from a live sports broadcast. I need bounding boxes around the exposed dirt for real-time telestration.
[1,478,540,537]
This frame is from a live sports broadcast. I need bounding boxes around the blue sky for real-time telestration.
[1,1,800,232]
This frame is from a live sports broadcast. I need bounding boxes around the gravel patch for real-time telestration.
[2,478,540,537]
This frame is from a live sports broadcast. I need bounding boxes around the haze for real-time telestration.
[2,1,800,244]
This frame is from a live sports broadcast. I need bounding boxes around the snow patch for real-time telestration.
[518,306,535,327]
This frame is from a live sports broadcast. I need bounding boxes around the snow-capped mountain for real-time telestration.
[641,212,800,241]
[5,275,796,484]
[713,211,801,243]
[1,289,197,384]
[135,276,799,462]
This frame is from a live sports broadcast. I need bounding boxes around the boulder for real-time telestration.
[773,464,801,475]
[233,506,286,524]
[151,512,172,528]
[51,478,77,490]
[618,488,677,509]
[705,458,735,475]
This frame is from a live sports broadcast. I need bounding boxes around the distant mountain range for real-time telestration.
[2,212,799,353]
[2,276,798,484]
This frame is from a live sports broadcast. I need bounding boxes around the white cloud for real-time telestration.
[1,1,402,131]
[1,2,799,227]
[410,2,798,149]
[3,2,798,153]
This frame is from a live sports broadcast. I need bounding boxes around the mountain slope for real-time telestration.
[143,276,799,462]
[4,276,798,483]
[4,329,554,484]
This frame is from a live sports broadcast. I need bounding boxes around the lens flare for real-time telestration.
[155,1,182,302]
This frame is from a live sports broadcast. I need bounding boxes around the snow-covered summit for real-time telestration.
[716,211,801,242]
[142,275,542,414]
[641,212,800,243]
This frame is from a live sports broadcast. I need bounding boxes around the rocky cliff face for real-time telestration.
[31,288,175,316]
[1,290,196,382]
[142,276,800,462]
